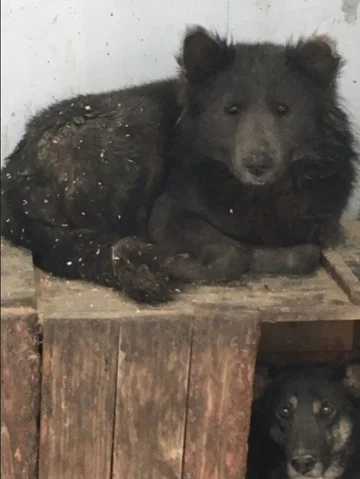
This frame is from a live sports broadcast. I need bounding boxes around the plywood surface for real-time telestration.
[32,222,360,323]
[1,222,359,323]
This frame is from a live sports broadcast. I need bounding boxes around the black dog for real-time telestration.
[247,362,360,479]
[1,26,357,303]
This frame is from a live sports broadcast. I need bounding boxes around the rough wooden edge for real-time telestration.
[1,311,41,479]
[1,239,37,309]
[322,250,360,305]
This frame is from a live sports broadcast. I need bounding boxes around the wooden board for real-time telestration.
[39,318,119,479]
[35,266,360,323]
[1,240,36,309]
[1,313,41,479]
[112,315,191,479]
[2,223,358,478]
[1,240,40,479]
[322,221,360,305]
[182,309,260,479]
[259,321,355,353]
[259,352,358,366]
[34,222,360,325]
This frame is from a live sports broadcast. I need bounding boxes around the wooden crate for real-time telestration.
[1,222,360,479]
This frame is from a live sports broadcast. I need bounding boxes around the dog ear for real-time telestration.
[253,362,279,399]
[179,25,235,84]
[286,35,342,89]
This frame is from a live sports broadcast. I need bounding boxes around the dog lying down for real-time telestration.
[247,361,360,479]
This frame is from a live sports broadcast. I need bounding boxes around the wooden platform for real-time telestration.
[1,221,360,479]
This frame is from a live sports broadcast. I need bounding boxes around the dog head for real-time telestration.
[252,361,360,478]
[176,26,343,187]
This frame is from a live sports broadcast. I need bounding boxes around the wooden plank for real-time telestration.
[36,264,360,324]
[182,308,260,479]
[1,239,36,308]
[1,238,40,479]
[259,351,357,366]
[34,222,360,325]
[1,313,41,479]
[259,321,354,353]
[1,426,16,479]
[39,318,119,479]
[112,315,191,479]
[322,251,360,305]
[321,221,360,305]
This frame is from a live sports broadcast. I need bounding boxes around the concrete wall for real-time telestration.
[1,0,359,215]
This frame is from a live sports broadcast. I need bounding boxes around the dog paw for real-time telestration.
[111,237,174,304]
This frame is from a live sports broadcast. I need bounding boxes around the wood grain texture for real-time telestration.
[112,315,191,479]
[2,426,16,479]
[1,314,41,479]
[1,238,40,479]
[39,318,119,479]
[1,239,36,309]
[183,309,260,479]
[35,222,360,326]
[322,251,360,305]
[259,321,354,353]
[321,221,360,305]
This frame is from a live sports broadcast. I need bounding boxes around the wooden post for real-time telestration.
[36,273,193,479]
[182,307,260,479]
[1,240,41,479]
[112,315,192,479]
[39,318,120,479]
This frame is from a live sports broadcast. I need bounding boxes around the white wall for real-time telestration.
[1,0,359,214]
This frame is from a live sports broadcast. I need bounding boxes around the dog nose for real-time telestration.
[291,455,317,474]
[244,154,274,177]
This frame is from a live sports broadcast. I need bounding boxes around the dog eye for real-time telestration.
[225,105,240,115]
[277,406,291,419]
[274,103,290,116]
[320,401,336,417]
